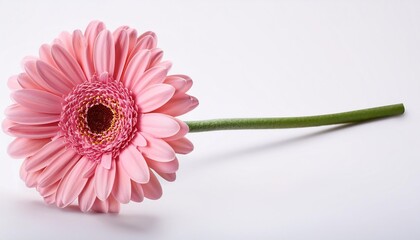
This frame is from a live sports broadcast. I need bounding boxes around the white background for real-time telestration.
[0,0,419,239]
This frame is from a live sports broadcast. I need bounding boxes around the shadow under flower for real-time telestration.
[97,213,160,233]
[16,199,160,234]
[189,122,367,168]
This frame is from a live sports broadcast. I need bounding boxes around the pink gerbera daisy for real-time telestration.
[4,21,198,213]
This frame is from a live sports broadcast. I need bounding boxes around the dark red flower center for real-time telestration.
[87,104,114,133]
[60,79,138,161]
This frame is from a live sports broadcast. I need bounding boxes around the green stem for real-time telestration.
[186,103,405,133]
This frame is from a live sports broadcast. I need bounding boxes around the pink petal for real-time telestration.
[24,60,61,93]
[7,138,49,159]
[8,75,20,90]
[83,163,96,178]
[108,195,120,213]
[12,89,62,114]
[19,161,28,181]
[2,119,16,137]
[146,158,179,174]
[36,60,74,95]
[37,182,59,197]
[7,123,59,139]
[78,177,96,212]
[149,48,163,68]
[44,193,56,205]
[56,31,76,57]
[25,140,64,174]
[95,161,116,201]
[39,44,58,68]
[85,21,106,59]
[157,95,199,117]
[136,84,175,113]
[101,153,112,169]
[131,66,168,94]
[60,157,96,206]
[72,30,92,78]
[112,161,131,204]
[119,144,150,183]
[140,113,180,138]
[166,79,185,92]
[113,29,129,81]
[5,104,60,125]
[57,172,82,209]
[138,31,157,45]
[157,172,176,182]
[139,133,176,162]
[142,171,162,200]
[155,60,172,71]
[94,30,115,75]
[91,198,109,213]
[130,180,144,202]
[164,118,189,141]
[25,170,42,188]
[132,133,147,147]
[112,26,126,40]
[129,34,156,59]
[126,28,138,55]
[17,73,41,90]
[51,44,86,85]
[122,50,151,88]
[167,137,194,154]
[164,74,193,93]
[163,76,187,92]
[55,179,67,208]
[37,149,79,188]
[21,56,37,66]
[138,31,157,44]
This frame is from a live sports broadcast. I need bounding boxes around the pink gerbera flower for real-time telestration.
[4,21,198,213]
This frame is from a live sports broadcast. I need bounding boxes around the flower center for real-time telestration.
[87,104,114,133]
[59,76,138,161]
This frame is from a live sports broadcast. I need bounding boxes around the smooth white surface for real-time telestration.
[1,0,419,239]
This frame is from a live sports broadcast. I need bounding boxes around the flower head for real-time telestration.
[4,21,198,213]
